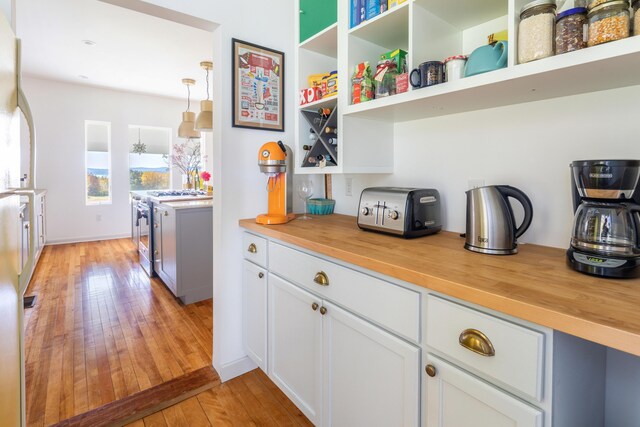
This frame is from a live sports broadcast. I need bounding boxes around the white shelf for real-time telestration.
[300,23,338,58]
[413,0,507,30]
[299,95,338,111]
[343,36,640,122]
[349,1,410,50]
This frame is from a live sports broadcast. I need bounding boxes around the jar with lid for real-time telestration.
[518,0,557,64]
[632,0,640,35]
[443,55,467,82]
[374,61,398,98]
[588,0,630,46]
[556,7,588,53]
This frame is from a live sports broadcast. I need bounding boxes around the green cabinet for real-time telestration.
[299,0,337,43]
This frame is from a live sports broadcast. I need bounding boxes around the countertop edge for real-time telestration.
[239,217,640,356]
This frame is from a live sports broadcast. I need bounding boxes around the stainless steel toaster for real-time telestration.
[357,187,442,238]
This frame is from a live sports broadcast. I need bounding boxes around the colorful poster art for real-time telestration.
[232,39,284,131]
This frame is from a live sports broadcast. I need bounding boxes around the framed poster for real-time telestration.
[232,38,284,131]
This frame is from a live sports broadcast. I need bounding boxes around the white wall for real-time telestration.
[22,77,184,243]
[138,0,312,381]
[331,85,640,249]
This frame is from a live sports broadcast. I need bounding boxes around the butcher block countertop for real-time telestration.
[240,214,640,357]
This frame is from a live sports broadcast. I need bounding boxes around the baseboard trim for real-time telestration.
[216,356,257,382]
[50,366,219,427]
[46,233,131,245]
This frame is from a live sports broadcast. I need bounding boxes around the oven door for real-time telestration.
[137,203,152,276]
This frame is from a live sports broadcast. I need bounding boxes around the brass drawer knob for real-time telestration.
[425,364,437,377]
[154,250,159,256]
[313,271,329,286]
[154,224,159,228]
[319,306,327,315]
[258,272,264,279]
[459,328,495,357]
[247,243,257,253]
[311,302,319,311]
[163,211,169,216]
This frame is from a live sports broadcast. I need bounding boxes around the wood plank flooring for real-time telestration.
[23,239,213,426]
[124,369,313,427]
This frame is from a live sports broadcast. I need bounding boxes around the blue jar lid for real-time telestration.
[556,7,587,20]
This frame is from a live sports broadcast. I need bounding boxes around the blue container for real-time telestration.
[307,198,335,215]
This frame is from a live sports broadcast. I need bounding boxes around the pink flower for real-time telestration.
[201,171,211,182]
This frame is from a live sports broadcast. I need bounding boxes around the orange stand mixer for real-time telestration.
[256,141,296,224]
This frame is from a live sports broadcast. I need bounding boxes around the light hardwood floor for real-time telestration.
[124,369,313,427]
[24,239,213,426]
[24,238,311,426]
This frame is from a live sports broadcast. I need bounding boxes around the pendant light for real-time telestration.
[195,61,213,131]
[178,78,201,139]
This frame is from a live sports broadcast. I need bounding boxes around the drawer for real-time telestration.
[242,233,267,267]
[426,295,545,402]
[269,242,420,343]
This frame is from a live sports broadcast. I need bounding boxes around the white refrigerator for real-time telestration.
[0,11,37,427]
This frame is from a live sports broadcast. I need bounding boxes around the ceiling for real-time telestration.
[15,0,214,100]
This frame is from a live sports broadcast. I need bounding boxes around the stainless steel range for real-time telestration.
[131,189,212,277]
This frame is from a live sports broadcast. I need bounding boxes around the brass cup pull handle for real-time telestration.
[311,302,319,311]
[247,243,257,253]
[425,364,437,377]
[459,328,495,357]
[258,272,264,279]
[319,306,327,315]
[313,271,329,286]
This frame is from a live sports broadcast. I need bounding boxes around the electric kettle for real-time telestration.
[465,185,533,255]
[464,41,508,78]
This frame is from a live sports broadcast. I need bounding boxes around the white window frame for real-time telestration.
[85,120,112,205]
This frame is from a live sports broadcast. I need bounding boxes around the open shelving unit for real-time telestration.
[294,0,640,175]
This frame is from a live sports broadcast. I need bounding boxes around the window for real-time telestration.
[85,121,112,204]
[129,125,171,191]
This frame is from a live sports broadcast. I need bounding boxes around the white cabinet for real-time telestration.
[268,272,420,426]
[323,300,420,427]
[242,259,268,371]
[154,203,212,304]
[425,354,543,427]
[269,273,323,425]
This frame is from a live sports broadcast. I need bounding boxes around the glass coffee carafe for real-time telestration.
[571,202,640,257]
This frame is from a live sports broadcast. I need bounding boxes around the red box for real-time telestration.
[299,87,323,106]
[396,73,409,94]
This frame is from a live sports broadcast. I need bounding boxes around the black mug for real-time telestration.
[410,61,444,88]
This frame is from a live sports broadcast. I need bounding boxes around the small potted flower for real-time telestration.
[201,170,212,195]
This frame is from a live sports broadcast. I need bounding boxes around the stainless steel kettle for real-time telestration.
[465,185,533,255]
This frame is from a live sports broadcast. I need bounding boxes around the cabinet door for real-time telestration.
[299,0,337,42]
[158,207,177,294]
[426,354,543,427]
[269,274,322,425]
[243,260,267,371]
[323,301,420,427]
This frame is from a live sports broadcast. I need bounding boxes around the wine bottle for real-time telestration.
[303,144,312,151]
[325,126,337,134]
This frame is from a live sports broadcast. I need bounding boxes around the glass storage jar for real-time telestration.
[518,0,557,63]
[556,7,588,53]
[443,55,467,82]
[633,0,640,35]
[587,0,630,46]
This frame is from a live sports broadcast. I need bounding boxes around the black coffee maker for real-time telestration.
[567,160,640,278]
